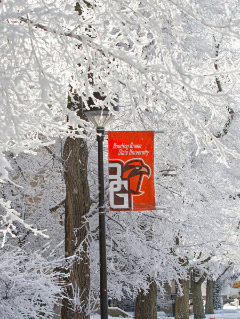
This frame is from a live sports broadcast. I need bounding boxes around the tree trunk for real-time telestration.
[135,280,157,319]
[213,281,222,310]
[161,281,173,317]
[61,94,91,319]
[205,279,214,314]
[175,279,189,319]
[192,269,205,319]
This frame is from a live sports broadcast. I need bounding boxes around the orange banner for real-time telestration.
[108,131,155,211]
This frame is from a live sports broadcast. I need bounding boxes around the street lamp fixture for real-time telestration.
[83,92,117,128]
[83,92,118,319]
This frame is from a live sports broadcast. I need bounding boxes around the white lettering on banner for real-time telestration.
[129,149,149,156]
[130,142,141,149]
[118,149,129,156]
[109,159,151,210]
[111,142,150,157]
[109,162,129,209]
[112,142,142,150]
[117,150,150,156]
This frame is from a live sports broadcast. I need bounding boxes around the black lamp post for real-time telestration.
[83,93,118,319]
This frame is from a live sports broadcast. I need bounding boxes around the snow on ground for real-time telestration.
[90,304,240,318]
[188,304,240,319]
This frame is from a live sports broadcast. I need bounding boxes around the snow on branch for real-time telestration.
[0,0,240,168]
[0,199,49,248]
[168,0,240,39]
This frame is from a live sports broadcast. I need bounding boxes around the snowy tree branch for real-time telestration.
[0,199,49,248]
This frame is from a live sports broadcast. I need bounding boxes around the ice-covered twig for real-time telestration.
[0,199,49,248]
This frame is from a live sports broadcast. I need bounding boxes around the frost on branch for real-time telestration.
[0,247,64,319]
[1,0,240,167]
[0,199,49,248]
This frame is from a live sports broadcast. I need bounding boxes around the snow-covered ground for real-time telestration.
[90,304,240,318]
[188,304,240,319]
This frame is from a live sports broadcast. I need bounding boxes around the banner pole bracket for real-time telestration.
[105,130,164,135]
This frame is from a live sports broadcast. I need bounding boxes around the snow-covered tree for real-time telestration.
[0,140,66,318]
[0,0,240,172]
[0,244,64,319]
[1,0,240,318]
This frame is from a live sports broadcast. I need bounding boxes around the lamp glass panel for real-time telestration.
[84,109,112,127]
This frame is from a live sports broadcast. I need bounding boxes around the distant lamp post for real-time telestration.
[83,92,118,319]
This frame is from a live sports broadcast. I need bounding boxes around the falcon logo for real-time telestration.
[109,159,151,210]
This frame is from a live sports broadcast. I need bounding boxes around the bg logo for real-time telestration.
[109,159,151,210]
